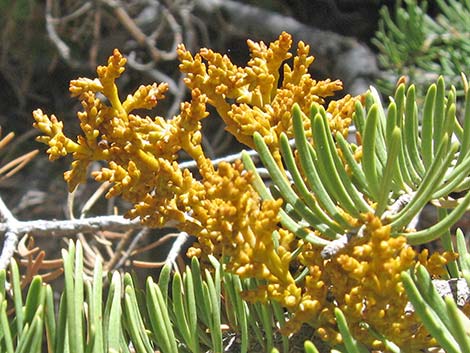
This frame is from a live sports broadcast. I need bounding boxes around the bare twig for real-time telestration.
[193,0,377,93]
[126,52,179,94]
[105,229,133,271]
[47,2,93,24]
[131,232,193,270]
[79,181,112,217]
[152,5,183,60]
[131,232,179,256]
[101,0,178,62]
[45,0,76,66]
[0,192,187,271]
[0,215,149,237]
[178,138,299,170]
[111,227,152,271]
[0,196,20,270]
[179,147,258,170]
[90,1,102,68]
[164,231,191,269]
[405,278,470,313]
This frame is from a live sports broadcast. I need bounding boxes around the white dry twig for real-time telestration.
[0,201,148,270]
[0,196,20,270]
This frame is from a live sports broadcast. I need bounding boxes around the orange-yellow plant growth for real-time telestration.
[33,33,454,350]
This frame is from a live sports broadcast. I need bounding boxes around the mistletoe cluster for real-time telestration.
[33,33,469,351]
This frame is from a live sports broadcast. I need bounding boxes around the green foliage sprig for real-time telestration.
[374,0,470,96]
[1,241,323,353]
[243,76,470,249]
[6,240,470,353]
[398,230,470,353]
